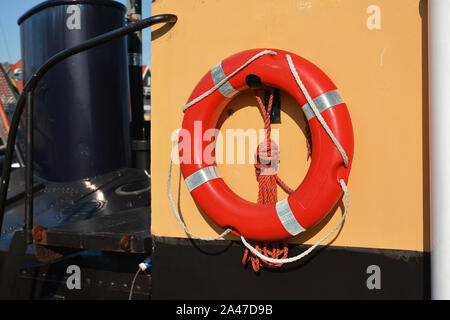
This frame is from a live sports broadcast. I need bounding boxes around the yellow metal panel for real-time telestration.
[151,0,428,252]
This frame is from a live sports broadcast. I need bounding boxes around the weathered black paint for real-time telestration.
[0,249,151,300]
[151,237,430,300]
[19,0,131,182]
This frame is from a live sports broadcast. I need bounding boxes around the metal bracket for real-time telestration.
[245,74,281,124]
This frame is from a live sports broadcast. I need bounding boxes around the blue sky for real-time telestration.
[0,0,152,66]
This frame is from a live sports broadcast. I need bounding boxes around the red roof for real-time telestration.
[142,65,150,76]
[9,60,23,92]
[0,71,17,108]
[10,60,22,72]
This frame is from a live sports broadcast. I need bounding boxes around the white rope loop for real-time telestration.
[241,178,349,265]
[183,50,278,113]
[168,129,232,241]
[286,54,349,168]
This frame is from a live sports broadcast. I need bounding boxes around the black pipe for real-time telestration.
[127,0,150,171]
[127,0,145,134]
[0,13,177,237]
[24,91,34,244]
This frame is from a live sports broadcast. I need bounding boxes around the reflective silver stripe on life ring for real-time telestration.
[301,89,345,121]
[185,166,221,192]
[276,198,306,236]
[211,62,239,98]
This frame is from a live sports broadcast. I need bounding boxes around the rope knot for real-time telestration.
[254,139,279,176]
[242,88,293,272]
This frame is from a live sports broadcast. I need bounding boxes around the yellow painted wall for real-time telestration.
[151,0,429,252]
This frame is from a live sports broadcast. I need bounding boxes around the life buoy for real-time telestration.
[179,48,354,242]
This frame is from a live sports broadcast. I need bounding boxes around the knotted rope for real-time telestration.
[241,89,294,272]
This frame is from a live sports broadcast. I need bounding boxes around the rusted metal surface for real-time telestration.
[32,225,47,242]
[39,208,151,253]
[34,245,79,263]
[120,236,131,251]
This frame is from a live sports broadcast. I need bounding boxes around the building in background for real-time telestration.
[0,61,20,154]
[0,60,24,160]
[0,61,19,110]
[9,60,22,92]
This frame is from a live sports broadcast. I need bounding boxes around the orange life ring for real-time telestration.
[179,48,354,242]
